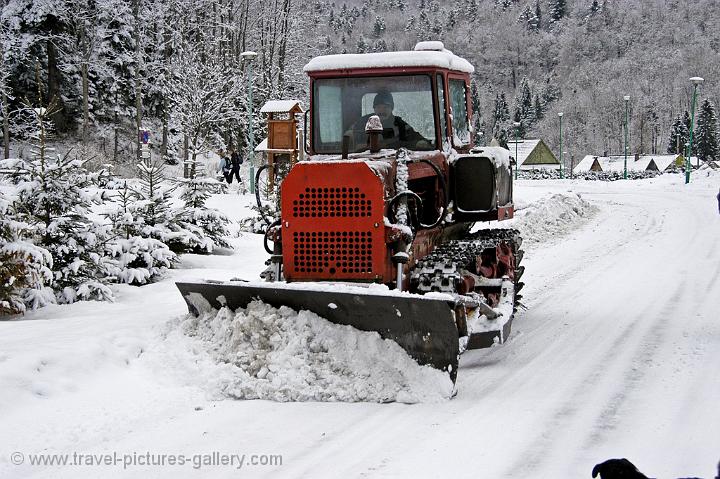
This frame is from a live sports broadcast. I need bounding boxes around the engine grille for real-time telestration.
[292,187,373,218]
[293,231,373,274]
[281,162,386,281]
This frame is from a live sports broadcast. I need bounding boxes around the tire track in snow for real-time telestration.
[501,274,686,477]
[269,406,416,478]
[500,193,684,476]
[581,278,686,448]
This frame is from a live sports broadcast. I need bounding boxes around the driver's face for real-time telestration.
[373,103,393,119]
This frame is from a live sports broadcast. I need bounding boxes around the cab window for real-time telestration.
[449,79,470,146]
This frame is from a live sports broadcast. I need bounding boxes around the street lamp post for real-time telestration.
[513,121,521,180]
[241,51,258,193]
[558,112,563,179]
[686,76,704,184]
[623,95,630,180]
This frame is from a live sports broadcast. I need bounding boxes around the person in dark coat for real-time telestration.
[225,149,242,184]
[350,90,429,151]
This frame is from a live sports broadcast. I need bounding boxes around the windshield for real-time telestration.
[312,75,437,154]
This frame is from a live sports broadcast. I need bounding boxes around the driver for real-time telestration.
[351,91,429,150]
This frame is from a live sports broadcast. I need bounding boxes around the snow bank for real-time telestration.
[175,300,454,403]
[512,193,598,246]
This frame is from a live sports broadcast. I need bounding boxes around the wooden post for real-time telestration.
[268,152,275,194]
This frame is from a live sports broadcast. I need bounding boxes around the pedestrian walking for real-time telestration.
[218,151,230,181]
[225,149,242,184]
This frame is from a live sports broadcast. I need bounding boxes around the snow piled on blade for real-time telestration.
[513,193,598,245]
[178,300,454,403]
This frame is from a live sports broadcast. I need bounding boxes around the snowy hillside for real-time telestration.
[2,172,720,478]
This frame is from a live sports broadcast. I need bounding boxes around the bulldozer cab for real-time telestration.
[304,42,475,155]
[312,75,437,153]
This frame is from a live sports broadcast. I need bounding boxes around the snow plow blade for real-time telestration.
[176,281,460,382]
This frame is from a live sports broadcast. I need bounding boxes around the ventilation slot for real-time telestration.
[293,231,373,275]
[292,187,372,218]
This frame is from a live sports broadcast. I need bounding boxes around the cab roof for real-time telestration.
[303,41,474,74]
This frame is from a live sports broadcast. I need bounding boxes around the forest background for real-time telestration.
[2,0,720,171]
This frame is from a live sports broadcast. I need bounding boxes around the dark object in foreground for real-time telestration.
[592,457,717,479]
[592,459,651,479]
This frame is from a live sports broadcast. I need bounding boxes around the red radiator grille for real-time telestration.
[292,187,372,218]
[281,161,387,282]
[293,231,373,274]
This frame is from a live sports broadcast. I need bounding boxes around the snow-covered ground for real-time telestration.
[2,171,720,478]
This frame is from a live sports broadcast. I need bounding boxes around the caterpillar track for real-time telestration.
[410,229,525,351]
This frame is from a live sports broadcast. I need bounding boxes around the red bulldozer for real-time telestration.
[177,41,524,383]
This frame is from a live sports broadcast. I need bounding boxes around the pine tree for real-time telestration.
[136,160,173,232]
[103,180,176,285]
[514,77,534,131]
[372,39,388,52]
[465,0,479,20]
[10,101,112,304]
[356,36,370,53]
[470,80,484,146]
[694,99,719,163]
[493,92,511,147]
[666,113,689,154]
[534,94,544,121]
[535,0,543,28]
[519,6,540,31]
[549,0,567,23]
[417,11,432,40]
[683,110,692,133]
[405,16,416,32]
[135,160,224,254]
[175,177,232,253]
[372,16,386,38]
[431,19,443,36]
[0,190,53,315]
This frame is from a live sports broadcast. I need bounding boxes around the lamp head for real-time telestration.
[558,112,563,117]
[689,76,704,85]
[623,95,630,101]
[241,51,258,62]
[513,122,521,127]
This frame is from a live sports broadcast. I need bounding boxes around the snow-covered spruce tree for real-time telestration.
[372,16,386,38]
[667,113,689,154]
[175,177,231,253]
[493,92,511,147]
[534,94,544,121]
[513,77,534,137]
[694,99,719,163]
[549,0,567,23]
[134,159,182,249]
[135,159,215,254]
[519,5,540,32]
[470,80,485,146]
[103,180,176,285]
[9,101,112,304]
[0,190,53,315]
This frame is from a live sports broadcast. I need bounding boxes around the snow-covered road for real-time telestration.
[1,174,719,478]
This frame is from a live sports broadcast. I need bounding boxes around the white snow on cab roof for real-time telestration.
[304,49,474,74]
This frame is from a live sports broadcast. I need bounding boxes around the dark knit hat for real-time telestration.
[373,91,394,108]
